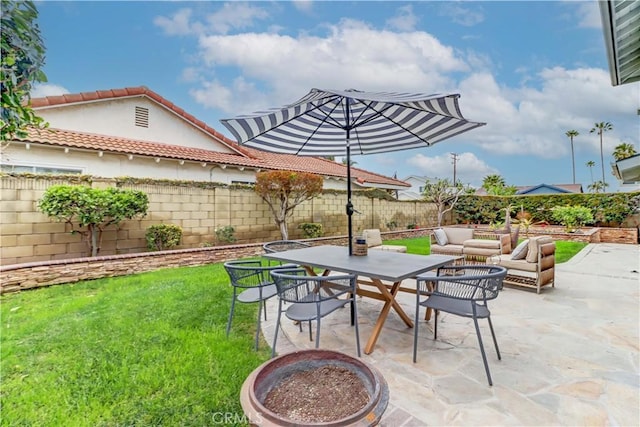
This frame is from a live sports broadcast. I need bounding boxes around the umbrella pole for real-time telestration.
[347,145,354,255]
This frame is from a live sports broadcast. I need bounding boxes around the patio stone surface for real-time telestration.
[260,243,639,426]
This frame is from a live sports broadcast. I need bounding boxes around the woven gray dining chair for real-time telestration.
[263,240,311,253]
[223,260,294,351]
[413,264,507,386]
[270,267,360,358]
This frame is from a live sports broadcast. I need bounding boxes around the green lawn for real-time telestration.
[0,264,269,426]
[0,238,587,425]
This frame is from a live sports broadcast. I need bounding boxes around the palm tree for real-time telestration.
[588,180,608,194]
[612,142,637,161]
[565,130,579,184]
[590,122,613,186]
[586,160,596,184]
[482,174,505,190]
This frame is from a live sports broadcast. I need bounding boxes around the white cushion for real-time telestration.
[362,229,383,247]
[511,239,529,260]
[433,228,448,246]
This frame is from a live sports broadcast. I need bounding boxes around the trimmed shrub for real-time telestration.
[146,224,182,251]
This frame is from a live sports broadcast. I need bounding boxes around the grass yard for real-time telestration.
[0,237,588,425]
[1,264,269,426]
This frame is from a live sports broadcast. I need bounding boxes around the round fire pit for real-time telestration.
[240,349,389,426]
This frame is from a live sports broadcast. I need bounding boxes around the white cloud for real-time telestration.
[457,67,638,159]
[30,83,69,98]
[438,3,484,27]
[575,1,602,29]
[155,3,268,36]
[154,8,197,36]
[292,1,313,14]
[205,2,269,35]
[195,19,468,112]
[407,152,497,187]
[386,5,418,32]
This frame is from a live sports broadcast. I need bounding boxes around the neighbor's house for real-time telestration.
[397,175,439,201]
[1,86,409,193]
[475,184,584,196]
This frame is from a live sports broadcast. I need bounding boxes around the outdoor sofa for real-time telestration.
[430,227,511,262]
[486,235,556,294]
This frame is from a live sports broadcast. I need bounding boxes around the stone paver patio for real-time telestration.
[262,243,640,426]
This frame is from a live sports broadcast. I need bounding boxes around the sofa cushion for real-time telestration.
[488,254,538,272]
[463,239,501,249]
[371,245,407,253]
[511,239,529,260]
[445,228,474,245]
[433,228,448,246]
[526,236,554,263]
[362,229,383,247]
[463,246,502,257]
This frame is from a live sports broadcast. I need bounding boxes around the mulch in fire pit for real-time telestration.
[262,364,370,422]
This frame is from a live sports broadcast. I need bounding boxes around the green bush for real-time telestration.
[299,222,323,238]
[215,225,236,244]
[146,224,182,251]
[454,192,639,226]
[551,205,595,232]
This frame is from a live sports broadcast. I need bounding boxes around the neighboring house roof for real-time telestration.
[30,86,250,157]
[475,183,583,195]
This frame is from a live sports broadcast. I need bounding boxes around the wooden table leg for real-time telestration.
[364,279,413,354]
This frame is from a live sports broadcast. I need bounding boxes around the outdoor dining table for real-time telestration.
[262,245,460,354]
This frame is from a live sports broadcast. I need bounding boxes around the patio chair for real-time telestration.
[263,240,311,253]
[270,267,360,358]
[223,260,294,350]
[413,264,507,386]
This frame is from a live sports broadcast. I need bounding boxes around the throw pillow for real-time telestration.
[433,228,448,246]
[510,239,529,260]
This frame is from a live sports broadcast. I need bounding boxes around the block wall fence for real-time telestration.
[0,176,442,266]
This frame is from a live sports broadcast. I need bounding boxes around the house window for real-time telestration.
[419,186,423,192]
[135,106,149,128]
[1,164,83,174]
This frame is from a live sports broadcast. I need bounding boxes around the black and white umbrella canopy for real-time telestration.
[220,88,485,254]
[220,88,485,156]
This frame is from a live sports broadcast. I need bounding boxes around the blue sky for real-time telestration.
[34,1,639,191]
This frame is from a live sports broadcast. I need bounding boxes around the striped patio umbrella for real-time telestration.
[220,88,485,254]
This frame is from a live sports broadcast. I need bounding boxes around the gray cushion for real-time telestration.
[511,239,529,260]
[526,236,554,263]
[445,228,474,245]
[433,228,448,246]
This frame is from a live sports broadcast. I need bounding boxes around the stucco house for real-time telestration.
[397,175,439,200]
[1,86,409,193]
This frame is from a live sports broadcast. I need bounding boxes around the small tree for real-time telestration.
[255,171,323,240]
[1,0,49,146]
[422,178,467,227]
[552,205,595,232]
[146,224,182,251]
[39,185,149,257]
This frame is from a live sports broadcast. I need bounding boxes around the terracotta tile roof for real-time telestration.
[18,127,409,188]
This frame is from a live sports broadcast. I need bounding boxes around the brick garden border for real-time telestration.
[1,227,636,295]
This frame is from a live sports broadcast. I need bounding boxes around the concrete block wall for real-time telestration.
[1,176,438,266]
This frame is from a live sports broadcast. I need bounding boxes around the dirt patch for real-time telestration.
[263,364,370,422]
